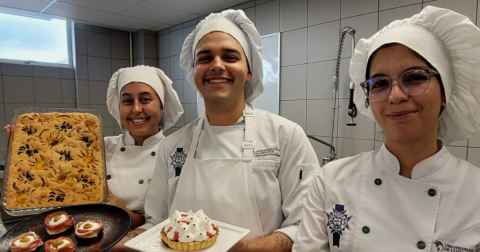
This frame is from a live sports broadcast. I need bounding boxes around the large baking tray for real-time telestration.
[0,107,109,216]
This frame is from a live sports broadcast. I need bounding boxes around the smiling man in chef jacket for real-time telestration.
[110,9,320,252]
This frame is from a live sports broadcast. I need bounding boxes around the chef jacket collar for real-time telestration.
[203,103,252,127]
[378,140,452,180]
[124,130,165,146]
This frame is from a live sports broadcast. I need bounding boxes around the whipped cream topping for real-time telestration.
[163,209,218,242]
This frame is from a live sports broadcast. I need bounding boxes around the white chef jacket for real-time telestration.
[293,142,480,252]
[104,131,165,214]
[140,105,320,241]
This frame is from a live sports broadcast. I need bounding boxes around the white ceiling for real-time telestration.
[0,0,251,31]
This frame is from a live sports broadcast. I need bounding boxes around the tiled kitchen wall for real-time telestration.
[156,0,480,167]
[74,23,131,137]
[0,23,131,156]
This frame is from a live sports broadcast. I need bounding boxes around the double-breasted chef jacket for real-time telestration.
[140,104,320,241]
[105,131,165,214]
[293,142,480,252]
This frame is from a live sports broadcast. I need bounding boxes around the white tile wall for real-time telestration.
[169,29,184,56]
[256,0,280,35]
[182,25,196,41]
[307,60,336,100]
[423,0,477,23]
[280,100,306,130]
[338,58,351,99]
[3,76,34,103]
[448,139,468,147]
[4,103,35,121]
[87,32,111,58]
[77,80,90,105]
[308,21,340,63]
[0,104,5,129]
[477,1,480,25]
[111,59,130,73]
[183,80,197,104]
[243,7,256,24]
[173,113,186,128]
[88,81,109,105]
[336,137,375,158]
[158,34,170,59]
[341,12,379,58]
[144,35,158,59]
[172,80,184,103]
[380,0,422,10]
[33,66,61,78]
[170,55,183,80]
[87,57,112,81]
[0,78,3,103]
[308,135,331,164]
[307,99,334,137]
[446,146,467,160]
[469,132,480,147]
[281,28,307,66]
[159,58,171,76]
[279,0,307,32]
[467,148,480,167]
[33,78,63,104]
[133,35,144,59]
[76,55,89,80]
[183,104,198,126]
[280,64,307,100]
[2,64,33,77]
[308,0,340,26]
[0,131,6,150]
[111,35,130,60]
[90,104,114,128]
[337,99,376,139]
[61,80,76,104]
[341,0,379,18]
[75,29,87,56]
[379,4,422,28]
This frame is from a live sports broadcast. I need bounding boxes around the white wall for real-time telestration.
[157,0,480,167]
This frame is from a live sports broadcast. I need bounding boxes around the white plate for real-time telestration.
[125,219,250,252]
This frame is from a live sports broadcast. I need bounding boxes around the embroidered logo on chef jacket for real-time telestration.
[434,241,474,252]
[327,204,351,247]
[253,148,280,159]
[171,148,186,177]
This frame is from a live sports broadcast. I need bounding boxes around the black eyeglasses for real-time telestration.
[360,68,439,102]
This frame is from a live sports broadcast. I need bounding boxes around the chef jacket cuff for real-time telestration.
[274,224,298,243]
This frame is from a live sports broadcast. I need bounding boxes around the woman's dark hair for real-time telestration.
[364,43,446,116]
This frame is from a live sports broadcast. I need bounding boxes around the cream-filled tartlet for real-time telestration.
[44,211,75,235]
[75,220,103,238]
[161,209,219,251]
[9,231,44,252]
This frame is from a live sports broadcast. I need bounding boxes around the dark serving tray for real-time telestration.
[0,204,131,252]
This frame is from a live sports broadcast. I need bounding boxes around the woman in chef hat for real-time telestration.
[105,65,183,229]
[294,6,480,251]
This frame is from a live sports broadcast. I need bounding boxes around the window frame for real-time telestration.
[0,10,73,69]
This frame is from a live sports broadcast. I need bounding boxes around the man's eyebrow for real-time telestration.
[196,49,211,56]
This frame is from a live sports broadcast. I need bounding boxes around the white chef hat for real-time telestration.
[349,6,480,144]
[179,9,263,103]
[107,65,184,132]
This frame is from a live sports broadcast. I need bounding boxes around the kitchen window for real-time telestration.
[0,11,72,68]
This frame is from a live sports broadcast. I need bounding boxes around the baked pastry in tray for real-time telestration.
[5,111,106,210]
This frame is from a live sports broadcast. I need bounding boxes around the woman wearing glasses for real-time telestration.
[293,6,480,251]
